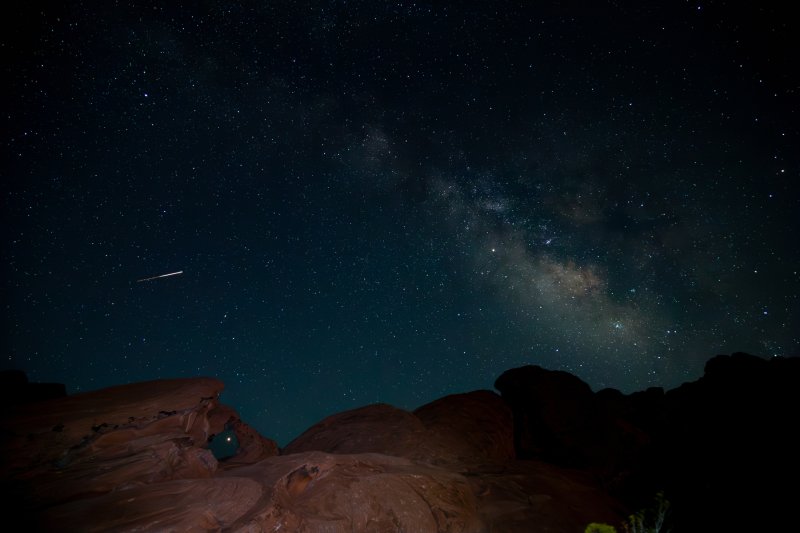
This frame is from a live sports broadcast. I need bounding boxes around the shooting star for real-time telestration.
[136,270,184,283]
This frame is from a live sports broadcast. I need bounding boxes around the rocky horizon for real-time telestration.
[2,352,797,531]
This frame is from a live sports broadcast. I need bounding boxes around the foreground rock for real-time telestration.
[283,390,515,466]
[282,391,621,530]
[0,377,278,530]
[6,353,795,531]
[1,380,622,531]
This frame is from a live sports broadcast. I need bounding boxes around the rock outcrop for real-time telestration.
[1,380,622,532]
[281,390,620,530]
[655,353,800,531]
[495,353,800,532]
[0,369,66,406]
[0,377,278,531]
[6,352,793,531]
[283,390,515,466]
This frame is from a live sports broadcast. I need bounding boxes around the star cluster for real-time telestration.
[3,1,798,444]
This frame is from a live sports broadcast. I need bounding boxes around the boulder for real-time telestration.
[494,365,599,465]
[413,390,515,465]
[282,403,427,459]
[284,390,514,466]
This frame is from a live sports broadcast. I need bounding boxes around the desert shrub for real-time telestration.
[624,491,670,533]
[585,523,617,533]
[585,492,670,533]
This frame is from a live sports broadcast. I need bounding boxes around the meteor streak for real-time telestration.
[136,270,184,282]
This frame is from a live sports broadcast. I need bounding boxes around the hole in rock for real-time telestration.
[208,428,239,460]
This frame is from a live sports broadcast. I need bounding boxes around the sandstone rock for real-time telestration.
[0,377,278,514]
[208,404,279,466]
[282,403,428,458]
[226,451,484,532]
[466,460,624,532]
[1,375,625,532]
[284,390,514,467]
[413,390,515,465]
[280,390,620,531]
[40,477,263,532]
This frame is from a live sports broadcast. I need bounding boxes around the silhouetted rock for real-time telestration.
[655,353,800,531]
[0,369,66,406]
[495,365,595,465]
[6,352,793,531]
[496,353,800,532]
[494,364,647,482]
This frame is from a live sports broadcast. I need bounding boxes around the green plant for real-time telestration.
[624,491,670,533]
[585,523,617,533]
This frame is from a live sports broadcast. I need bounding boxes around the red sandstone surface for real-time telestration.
[1,377,621,531]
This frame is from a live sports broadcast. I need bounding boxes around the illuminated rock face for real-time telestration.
[0,377,278,531]
[1,377,622,532]
[283,390,515,466]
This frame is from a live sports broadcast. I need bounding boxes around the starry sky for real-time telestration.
[3,1,798,445]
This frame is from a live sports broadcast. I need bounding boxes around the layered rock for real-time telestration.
[0,377,277,530]
[1,379,623,532]
[7,353,796,531]
[282,390,622,530]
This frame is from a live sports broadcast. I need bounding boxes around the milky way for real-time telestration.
[3,1,798,444]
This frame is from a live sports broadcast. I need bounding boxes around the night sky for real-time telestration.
[3,1,798,445]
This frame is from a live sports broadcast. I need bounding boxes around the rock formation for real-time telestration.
[283,390,515,466]
[496,353,800,531]
[1,380,621,531]
[3,352,795,531]
[0,377,277,531]
[0,369,66,406]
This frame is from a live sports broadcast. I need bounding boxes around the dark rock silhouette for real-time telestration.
[0,369,66,406]
[496,353,800,531]
[655,353,800,531]
[495,365,596,465]
[2,352,796,531]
